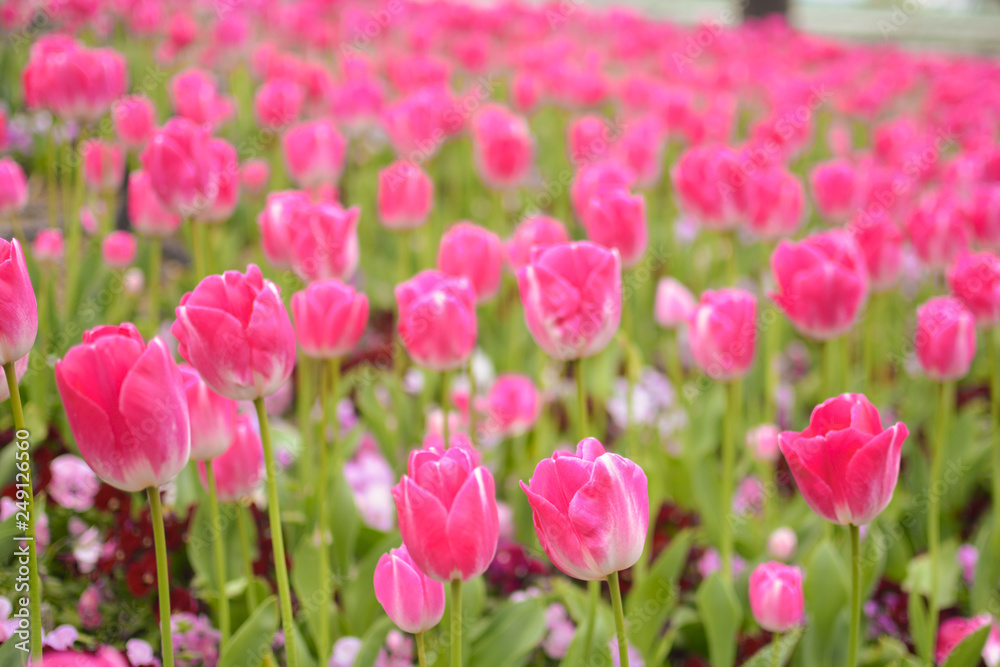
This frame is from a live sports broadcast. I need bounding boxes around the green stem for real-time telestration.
[5,362,42,666]
[863,293,878,392]
[989,329,1000,548]
[848,523,861,667]
[316,358,339,665]
[575,358,587,440]
[204,460,230,646]
[147,487,176,667]
[467,361,478,448]
[726,231,738,286]
[236,503,258,611]
[771,632,781,667]
[764,304,780,421]
[296,359,314,495]
[191,219,206,279]
[720,379,741,582]
[581,579,599,664]
[450,578,462,667]
[608,572,629,667]
[255,397,299,667]
[416,632,427,667]
[147,236,162,337]
[441,370,451,446]
[664,330,684,401]
[928,380,954,661]
[822,337,839,401]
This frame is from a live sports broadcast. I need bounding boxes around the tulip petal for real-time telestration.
[247,283,296,396]
[174,304,254,399]
[446,467,499,580]
[521,481,601,580]
[392,476,452,581]
[845,423,908,524]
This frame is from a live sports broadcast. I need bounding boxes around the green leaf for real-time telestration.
[469,597,548,667]
[0,634,29,667]
[626,530,694,659]
[940,622,991,667]
[695,573,743,667]
[219,596,278,667]
[742,627,805,667]
[907,592,931,663]
[353,616,393,667]
[798,539,849,667]
[291,532,330,653]
[903,541,961,609]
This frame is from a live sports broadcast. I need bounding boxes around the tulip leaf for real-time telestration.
[291,531,331,653]
[907,590,932,664]
[940,622,991,667]
[469,597,548,667]
[903,541,961,609]
[741,627,805,667]
[626,529,694,659]
[340,533,401,636]
[695,573,743,667]
[185,497,244,598]
[972,529,1000,612]
[0,514,21,564]
[0,632,29,667]
[798,539,849,667]
[353,616,393,667]
[218,595,278,667]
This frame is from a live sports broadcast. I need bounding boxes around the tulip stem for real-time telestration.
[848,523,861,667]
[255,397,300,667]
[147,236,162,337]
[663,330,684,402]
[467,361,478,448]
[416,632,427,667]
[5,362,42,666]
[822,337,838,401]
[989,329,1000,551]
[927,380,954,663]
[771,632,781,667]
[720,379,741,582]
[147,486,176,667]
[237,502,258,611]
[450,578,462,667]
[191,219,207,279]
[316,358,339,665]
[204,459,230,646]
[608,572,630,667]
[575,358,587,439]
[764,306,780,421]
[725,231,738,286]
[441,370,451,446]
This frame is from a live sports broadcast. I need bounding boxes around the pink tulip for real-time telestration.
[373,544,447,634]
[395,270,477,371]
[32,229,64,263]
[101,231,137,270]
[128,170,182,237]
[287,200,360,283]
[23,39,127,123]
[935,616,1000,667]
[947,251,1000,327]
[172,264,297,401]
[809,158,861,224]
[521,437,648,580]
[254,78,304,130]
[907,192,970,270]
[140,118,215,216]
[517,241,622,360]
[672,145,743,230]
[30,647,129,667]
[477,374,541,438]
[437,222,503,304]
[241,159,270,195]
[746,424,781,463]
[169,68,235,129]
[179,364,238,461]
[688,288,757,381]
[471,104,534,189]
[915,296,977,381]
[615,115,665,187]
[766,527,798,561]
[55,323,191,492]
[112,95,156,151]
[505,216,570,272]
[743,167,806,241]
[198,413,264,503]
[257,190,310,270]
[282,119,347,188]
[392,443,499,582]
[779,393,909,525]
[967,185,1000,249]
[377,161,433,230]
[511,70,541,113]
[0,239,37,364]
[0,353,29,403]
[291,279,369,358]
[0,158,28,218]
[847,210,904,292]
[580,187,647,268]
[82,139,124,194]
[654,277,696,329]
[748,562,805,633]
[567,115,614,166]
[197,138,239,224]
[770,230,869,340]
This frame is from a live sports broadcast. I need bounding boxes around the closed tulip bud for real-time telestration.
[947,251,1000,327]
[179,364,237,461]
[907,192,969,270]
[140,118,215,216]
[101,231,138,270]
[477,374,540,439]
[198,413,263,503]
[809,158,860,223]
[240,159,270,195]
[521,438,648,580]
[392,443,499,581]
[169,68,235,129]
[744,167,806,241]
[32,229,64,264]
[256,190,307,270]
[128,170,182,237]
[571,161,635,222]
[567,115,612,166]
[615,115,665,188]
[505,216,570,273]
[83,139,124,193]
[766,528,798,561]
[847,211,904,292]
[0,157,29,218]
[282,119,347,188]
[291,279,369,358]
[915,297,977,381]
[688,288,757,381]
[373,544,446,634]
[395,270,477,371]
[172,264,297,400]
[112,94,156,151]
[0,239,37,364]
[967,185,1000,249]
[471,104,534,189]
[254,78,304,130]
[287,201,360,283]
[654,277,696,329]
[748,562,805,633]
[581,187,647,268]
[55,323,191,492]
[437,222,503,304]
[672,145,743,230]
[377,160,433,230]
[517,242,621,360]
[779,393,909,525]
[197,138,239,224]
[746,424,781,462]
[770,230,869,341]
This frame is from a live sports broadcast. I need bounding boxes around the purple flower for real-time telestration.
[330,637,362,667]
[48,454,100,512]
[42,624,78,650]
[542,603,575,659]
[0,597,21,642]
[171,613,220,667]
[69,518,104,574]
[78,585,103,630]
[958,544,978,585]
[343,434,395,532]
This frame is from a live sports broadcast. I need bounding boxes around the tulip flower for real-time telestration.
[766,528,798,561]
[580,187,648,268]
[373,545,446,634]
[199,412,263,504]
[915,297,977,382]
[0,157,28,219]
[437,222,503,304]
[947,251,1000,328]
[82,139,124,194]
[282,119,347,188]
[470,104,534,189]
[935,616,1000,667]
[672,145,743,230]
[571,161,635,222]
[291,279,369,359]
[101,231,137,270]
[197,138,239,224]
[140,118,215,217]
[254,78,304,130]
[688,288,757,382]
[809,158,860,224]
[0,238,37,366]
[112,94,156,151]
[179,364,237,461]
[847,210,904,292]
[477,374,540,439]
[395,270,477,372]
[907,192,969,270]
[967,184,1000,249]
[32,229,64,264]
[169,68,235,129]
[287,201,360,283]
[257,190,311,270]
[748,562,805,633]
[241,159,271,195]
[743,167,806,241]
[505,216,570,272]
[128,171,182,238]
[654,278,696,329]
[377,160,434,230]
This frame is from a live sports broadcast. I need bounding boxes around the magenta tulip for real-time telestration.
[505,216,570,273]
[291,279,369,359]
[140,118,214,216]
[169,68,235,129]
[395,270,477,371]
[809,158,860,224]
[0,238,37,364]
[198,413,263,503]
[437,222,503,304]
[654,277,696,329]
[915,296,977,381]
[101,231,137,270]
[471,104,534,189]
[32,229,64,264]
[477,374,541,439]
[688,288,757,381]
[0,157,28,218]
[112,94,156,151]
[256,190,310,270]
[947,251,1000,327]
[128,171,182,238]
[254,78,304,130]
[82,139,124,194]
[179,364,238,461]
[377,160,433,230]
[282,119,347,188]
[748,562,805,633]
[287,201,360,283]
[907,192,969,270]
[935,616,1000,667]
[373,544,446,634]
[580,186,648,268]
[847,211,904,292]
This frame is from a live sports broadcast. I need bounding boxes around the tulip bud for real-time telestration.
[766,527,798,561]
[437,222,503,304]
[748,562,805,633]
[112,94,156,151]
[282,119,346,188]
[0,157,29,218]
[654,277,695,329]
[198,413,263,503]
[471,104,534,189]
[32,229,64,264]
[373,545,446,634]
[287,201,360,283]
[688,288,757,381]
[256,190,310,271]
[291,279,369,359]
[947,251,1000,328]
[907,192,969,270]
[101,231,138,270]
[377,161,433,230]
[0,239,37,364]
[82,139,124,194]
[505,216,570,273]
[808,158,860,223]
[580,186,647,268]
[395,270,477,371]
[477,374,540,439]
[915,296,977,381]
[180,364,238,461]
[254,78,304,130]
[847,210,904,292]
[746,424,780,463]
[240,159,270,195]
